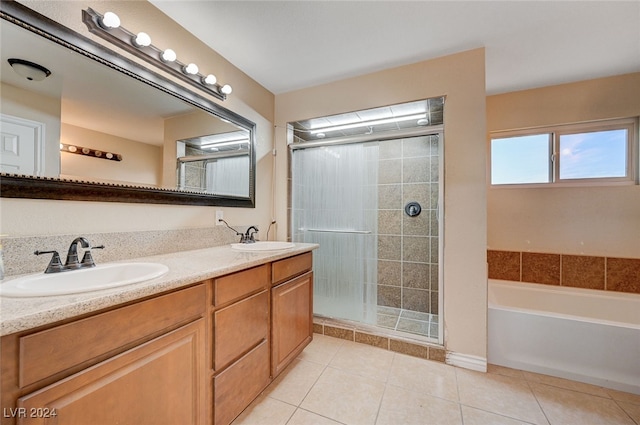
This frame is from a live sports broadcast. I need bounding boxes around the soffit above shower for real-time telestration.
[290,97,444,143]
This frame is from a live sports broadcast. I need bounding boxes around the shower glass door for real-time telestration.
[291,143,379,324]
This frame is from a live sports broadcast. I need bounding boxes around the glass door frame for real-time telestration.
[289,125,445,346]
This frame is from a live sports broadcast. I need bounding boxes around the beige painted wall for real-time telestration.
[61,123,162,186]
[1,1,276,238]
[275,49,488,360]
[487,73,640,258]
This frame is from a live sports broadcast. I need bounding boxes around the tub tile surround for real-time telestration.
[233,334,640,425]
[488,249,640,294]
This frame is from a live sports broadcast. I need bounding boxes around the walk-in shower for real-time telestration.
[289,98,444,343]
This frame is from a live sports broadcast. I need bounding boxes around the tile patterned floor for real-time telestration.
[376,307,438,339]
[232,334,640,425]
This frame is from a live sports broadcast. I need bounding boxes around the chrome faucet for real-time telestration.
[35,237,104,273]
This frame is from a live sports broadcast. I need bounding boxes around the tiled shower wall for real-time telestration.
[377,135,439,314]
[488,250,640,294]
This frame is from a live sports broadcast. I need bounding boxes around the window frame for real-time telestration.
[489,117,639,188]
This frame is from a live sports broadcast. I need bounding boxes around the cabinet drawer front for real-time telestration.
[18,320,206,425]
[214,264,269,306]
[214,340,270,425]
[272,252,312,285]
[19,284,206,388]
[214,290,268,370]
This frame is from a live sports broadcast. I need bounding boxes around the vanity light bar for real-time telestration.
[60,143,122,161]
[82,8,231,101]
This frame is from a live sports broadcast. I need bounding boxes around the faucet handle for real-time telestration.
[34,250,64,274]
[80,245,104,267]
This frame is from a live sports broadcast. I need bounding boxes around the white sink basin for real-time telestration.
[231,241,295,251]
[0,262,169,298]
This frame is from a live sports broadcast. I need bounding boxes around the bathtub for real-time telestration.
[488,279,640,395]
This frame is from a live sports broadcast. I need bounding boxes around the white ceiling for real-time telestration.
[150,1,640,95]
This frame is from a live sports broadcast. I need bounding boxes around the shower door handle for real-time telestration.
[303,228,372,234]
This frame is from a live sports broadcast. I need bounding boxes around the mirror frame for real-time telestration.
[0,0,256,207]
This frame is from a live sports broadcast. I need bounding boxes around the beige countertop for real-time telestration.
[0,243,317,336]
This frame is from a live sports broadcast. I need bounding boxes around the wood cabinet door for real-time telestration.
[16,320,206,425]
[271,272,313,377]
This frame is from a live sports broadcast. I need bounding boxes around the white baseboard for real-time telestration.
[446,352,487,372]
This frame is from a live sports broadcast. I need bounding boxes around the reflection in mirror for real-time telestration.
[0,2,255,207]
[176,130,250,197]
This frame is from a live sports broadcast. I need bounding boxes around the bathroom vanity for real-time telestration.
[0,245,315,425]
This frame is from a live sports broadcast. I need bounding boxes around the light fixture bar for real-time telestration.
[310,113,428,134]
[200,139,250,149]
[60,143,122,161]
[82,8,230,101]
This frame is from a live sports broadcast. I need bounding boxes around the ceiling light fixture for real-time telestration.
[200,139,249,150]
[195,131,249,149]
[8,58,51,81]
[310,113,428,135]
[82,8,232,101]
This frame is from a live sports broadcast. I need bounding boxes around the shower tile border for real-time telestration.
[488,249,640,295]
[313,316,445,364]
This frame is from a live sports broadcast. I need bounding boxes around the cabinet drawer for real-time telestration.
[272,252,312,285]
[214,265,269,306]
[214,291,268,370]
[19,284,206,388]
[214,340,270,425]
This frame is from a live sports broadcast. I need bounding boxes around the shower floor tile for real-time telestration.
[375,307,438,338]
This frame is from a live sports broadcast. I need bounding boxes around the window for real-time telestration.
[490,118,638,186]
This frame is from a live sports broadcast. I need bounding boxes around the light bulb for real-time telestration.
[220,84,232,95]
[161,49,176,62]
[133,32,151,48]
[183,63,199,75]
[202,74,217,85]
[100,12,120,29]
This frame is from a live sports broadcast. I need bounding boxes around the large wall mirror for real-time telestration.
[0,1,255,207]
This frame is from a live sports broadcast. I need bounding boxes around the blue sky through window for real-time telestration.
[491,128,629,184]
[491,134,550,184]
[559,129,627,179]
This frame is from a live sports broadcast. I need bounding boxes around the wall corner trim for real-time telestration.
[446,352,488,372]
